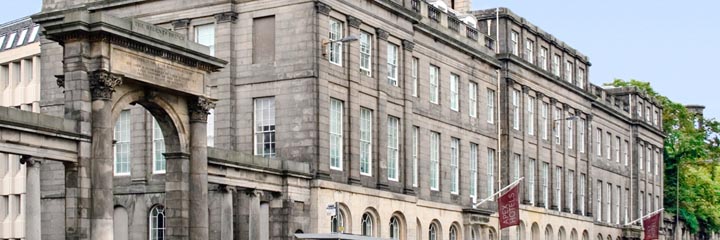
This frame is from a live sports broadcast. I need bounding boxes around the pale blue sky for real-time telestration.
[3,1,718,118]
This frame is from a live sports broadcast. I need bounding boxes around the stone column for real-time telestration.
[188,97,214,240]
[235,189,263,240]
[164,152,190,239]
[20,156,41,240]
[89,70,123,240]
[401,39,415,194]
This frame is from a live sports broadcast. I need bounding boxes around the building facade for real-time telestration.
[32,0,665,240]
[0,17,41,240]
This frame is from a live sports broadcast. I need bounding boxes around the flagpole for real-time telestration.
[473,177,524,208]
[625,208,664,226]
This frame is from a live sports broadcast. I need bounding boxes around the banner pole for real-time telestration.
[625,208,664,226]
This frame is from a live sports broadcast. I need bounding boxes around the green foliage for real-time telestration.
[605,79,720,233]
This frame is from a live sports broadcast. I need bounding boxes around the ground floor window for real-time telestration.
[149,205,165,240]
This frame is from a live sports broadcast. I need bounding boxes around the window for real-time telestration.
[331,209,345,233]
[390,217,400,240]
[450,74,459,111]
[615,186,621,224]
[539,47,548,70]
[207,109,215,147]
[623,140,629,166]
[637,102,644,119]
[552,54,560,76]
[525,39,535,63]
[554,107,561,144]
[647,147,652,173]
[646,106,651,123]
[430,132,440,190]
[596,129,602,157]
[596,181,602,221]
[16,29,27,47]
[542,162,549,208]
[606,183,611,223]
[577,68,585,88]
[450,138,460,194]
[328,19,343,65]
[361,213,374,236]
[579,119,585,153]
[579,173,586,215]
[359,32,372,76]
[329,99,343,170]
[470,143,478,199]
[555,166,562,209]
[528,158,536,204]
[360,108,372,176]
[510,31,519,55]
[624,189,629,224]
[639,144,644,170]
[252,16,275,64]
[429,223,438,240]
[114,110,131,176]
[568,170,574,212]
[654,110,660,126]
[541,102,548,140]
[430,65,440,104]
[469,82,478,118]
[513,154,521,181]
[388,116,400,181]
[527,96,535,135]
[655,149,660,176]
[450,225,458,240]
[487,89,495,123]
[387,43,399,85]
[152,119,166,174]
[254,97,276,158]
[412,57,419,97]
[567,115,574,149]
[639,191,644,215]
[0,36,5,48]
[412,126,419,187]
[615,137,621,163]
[512,89,520,130]
[149,205,166,240]
[195,24,215,56]
[564,61,573,83]
[28,26,39,42]
[606,132,611,160]
[5,32,15,49]
[487,148,496,199]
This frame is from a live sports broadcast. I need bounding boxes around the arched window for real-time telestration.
[429,223,438,240]
[390,217,400,240]
[471,229,477,240]
[361,213,374,236]
[149,205,165,240]
[450,225,458,240]
[545,226,554,240]
[331,210,345,233]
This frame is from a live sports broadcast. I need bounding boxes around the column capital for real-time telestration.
[316,2,331,15]
[188,96,215,123]
[20,155,43,167]
[402,39,415,51]
[89,70,123,100]
[375,28,389,40]
[347,15,362,28]
[215,12,238,23]
[172,18,191,30]
[55,74,65,88]
[521,85,529,93]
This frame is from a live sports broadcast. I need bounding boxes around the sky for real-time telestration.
[2,0,718,119]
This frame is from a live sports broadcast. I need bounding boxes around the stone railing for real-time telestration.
[428,4,441,22]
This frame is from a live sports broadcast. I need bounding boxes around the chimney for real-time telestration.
[451,0,471,13]
[686,105,705,129]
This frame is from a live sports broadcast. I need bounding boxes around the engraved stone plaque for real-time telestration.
[111,47,205,95]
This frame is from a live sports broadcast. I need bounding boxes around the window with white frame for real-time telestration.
[512,89,520,130]
[654,109,660,126]
[541,102,548,140]
[360,108,372,176]
[552,54,560,76]
[528,158,536,204]
[329,98,343,170]
[195,24,215,56]
[29,26,39,43]
[387,43,399,85]
[429,223,438,240]
[615,137,621,163]
[450,74,459,111]
[487,89,495,123]
[511,31,519,55]
[487,148,496,200]
[625,188,629,224]
[577,68,585,89]
[412,57,419,97]
[412,126,419,187]
[655,149,660,176]
[152,118,166,174]
[568,170,574,212]
[639,143,644,170]
[149,205,166,240]
[539,162,548,209]
[554,107,561,144]
[430,65,439,104]
[450,138,460,194]
[470,143,478,199]
[361,213,374,236]
[606,132,611,160]
[430,132,440,190]
[5,32,15,49]
[539,47,548,70]
[254,97,276,158]
[513,153,521,181]
[567,115,574,149]
[359,32,372,76]
[579,118,585,153]
[646,106,651,123]
[615,186,621,224]
[527,96,535,135]
[606,183,612,223]
[647,147,652,173]
[596,128,602,157]
[564,60,573,83]
[525,39,534,63]
[555,166,562,209]
[639,191,644,216]
[114,110,131,176]
[390,217,400,240]
[387,116,400,181]
[579,173,586,215]
[624,140,629,166]
[16,28,27,47]
[637,101,644,119]
[328,19,343,65]
[469,82,478,118]
[331,209,345,233]
[450,225,458,240]
[596,181,603,221]
[207,109,215,147]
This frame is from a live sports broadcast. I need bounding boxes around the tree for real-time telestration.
[605,79,720,233]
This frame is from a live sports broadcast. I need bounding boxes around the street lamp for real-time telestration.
[321,35,359,58]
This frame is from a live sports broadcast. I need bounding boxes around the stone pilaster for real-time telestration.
[20,156,41,240]
[188,96,214,240]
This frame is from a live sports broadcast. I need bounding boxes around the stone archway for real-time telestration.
[34,7,225,240]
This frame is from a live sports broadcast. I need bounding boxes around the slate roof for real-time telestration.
[0,16,41,52]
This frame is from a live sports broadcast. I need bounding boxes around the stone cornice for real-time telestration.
[214,12,238,23]
[347,15,362,28]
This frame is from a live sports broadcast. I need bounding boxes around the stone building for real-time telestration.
[27,0,665,240]
[0,17,41,240]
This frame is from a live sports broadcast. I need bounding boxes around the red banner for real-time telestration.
[499,184,520,230]
[643,212,661,240]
